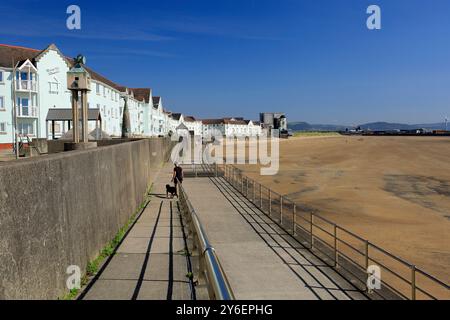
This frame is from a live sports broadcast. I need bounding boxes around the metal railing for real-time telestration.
[177,180,235,300]
[191,163,449,300]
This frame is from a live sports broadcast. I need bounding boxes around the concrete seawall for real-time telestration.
[0,137,174,299]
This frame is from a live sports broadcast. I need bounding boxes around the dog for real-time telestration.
[166,184,178,198]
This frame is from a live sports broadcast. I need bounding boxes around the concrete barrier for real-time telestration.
[0,137,175,299]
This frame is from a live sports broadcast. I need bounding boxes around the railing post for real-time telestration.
[365,240,369,271]
[268,189,272,216]
[246,178,249,197]
[334,225,338,267]
[259,184,262,208]
[292,204,296,236]
[280,196,283,225]
[411,265,416,300]
[253,180,255,203]
[310,212,314,249]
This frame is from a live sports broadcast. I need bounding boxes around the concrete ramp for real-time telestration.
[184,177,369,300]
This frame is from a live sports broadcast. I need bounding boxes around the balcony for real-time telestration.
[16,106,38,118]
[16,80,37,92]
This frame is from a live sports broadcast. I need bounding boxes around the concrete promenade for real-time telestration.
[80,164,196,300]
[183,176,370,300]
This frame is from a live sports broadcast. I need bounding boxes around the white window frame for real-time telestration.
[96,83,100,95]
[18,122,34,135]
[0,70,4,83]
[0,122,6,133]
[49,78,59,94]
[0,96,5,111]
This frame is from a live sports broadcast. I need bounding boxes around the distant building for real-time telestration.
[260,113,287,134]
[201,117,262,138]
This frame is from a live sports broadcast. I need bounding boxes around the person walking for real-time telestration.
[172,162,184,186]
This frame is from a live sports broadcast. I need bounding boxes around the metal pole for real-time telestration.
[365,241,369,271]
[310,212,314,249]
[411,265,416,300]
[253,180,255,203]
[246,178,249,197]
[280,196,283,225]
[334,225,338,267]
[259,184,262,208]
[293,204,296,236]
[268,189,272,216]
[12,58,19,159]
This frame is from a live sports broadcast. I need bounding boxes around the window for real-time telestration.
[49,80,59,94]
[97,104,100,111]
[0,122,6,133]
[17,97,29,116]
[103,87,106,97]
[0,96,4,110]
[18,122,34,135]
[96,83,100,95]
[0,70,3,83]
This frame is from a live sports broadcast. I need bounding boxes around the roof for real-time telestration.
[46,108,101,121]
[153,96,161,105]
[0,44,123,89]
[130,88,151,103]
[171,113,182,121]
[176,123,189,130]
[184,116,197,122]
[201,119,224,125]
[201,118,250,125]
[225,119,248,125]
[0,44,40,68]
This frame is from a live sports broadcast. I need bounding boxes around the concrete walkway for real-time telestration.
[80,164,196,300]
[183,176,369,300]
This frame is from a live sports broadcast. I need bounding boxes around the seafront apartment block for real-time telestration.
[0,43,263,149]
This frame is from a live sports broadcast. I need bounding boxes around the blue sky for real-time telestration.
[1,0,449,125]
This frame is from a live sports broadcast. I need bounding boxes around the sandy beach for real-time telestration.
[236,135,450,284]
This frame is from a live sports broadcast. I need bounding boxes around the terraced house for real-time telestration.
[0,43,264,150]
[202,118,262,138]
[0,43,174,149]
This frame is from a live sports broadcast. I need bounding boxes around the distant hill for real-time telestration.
[289,121,447,131]
[359,122,446,131]
[288,122,348,131]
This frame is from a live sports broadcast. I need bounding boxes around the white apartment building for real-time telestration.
[201,118,262,138]
[0,43,166,149]
[0,43,263,150]
[183,116,203,136]
[168,113,184,136]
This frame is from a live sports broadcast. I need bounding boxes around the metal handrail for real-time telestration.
[177,180,235,300]
[220,164,450,300]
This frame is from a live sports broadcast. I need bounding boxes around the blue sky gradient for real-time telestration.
[1,0,449,125]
